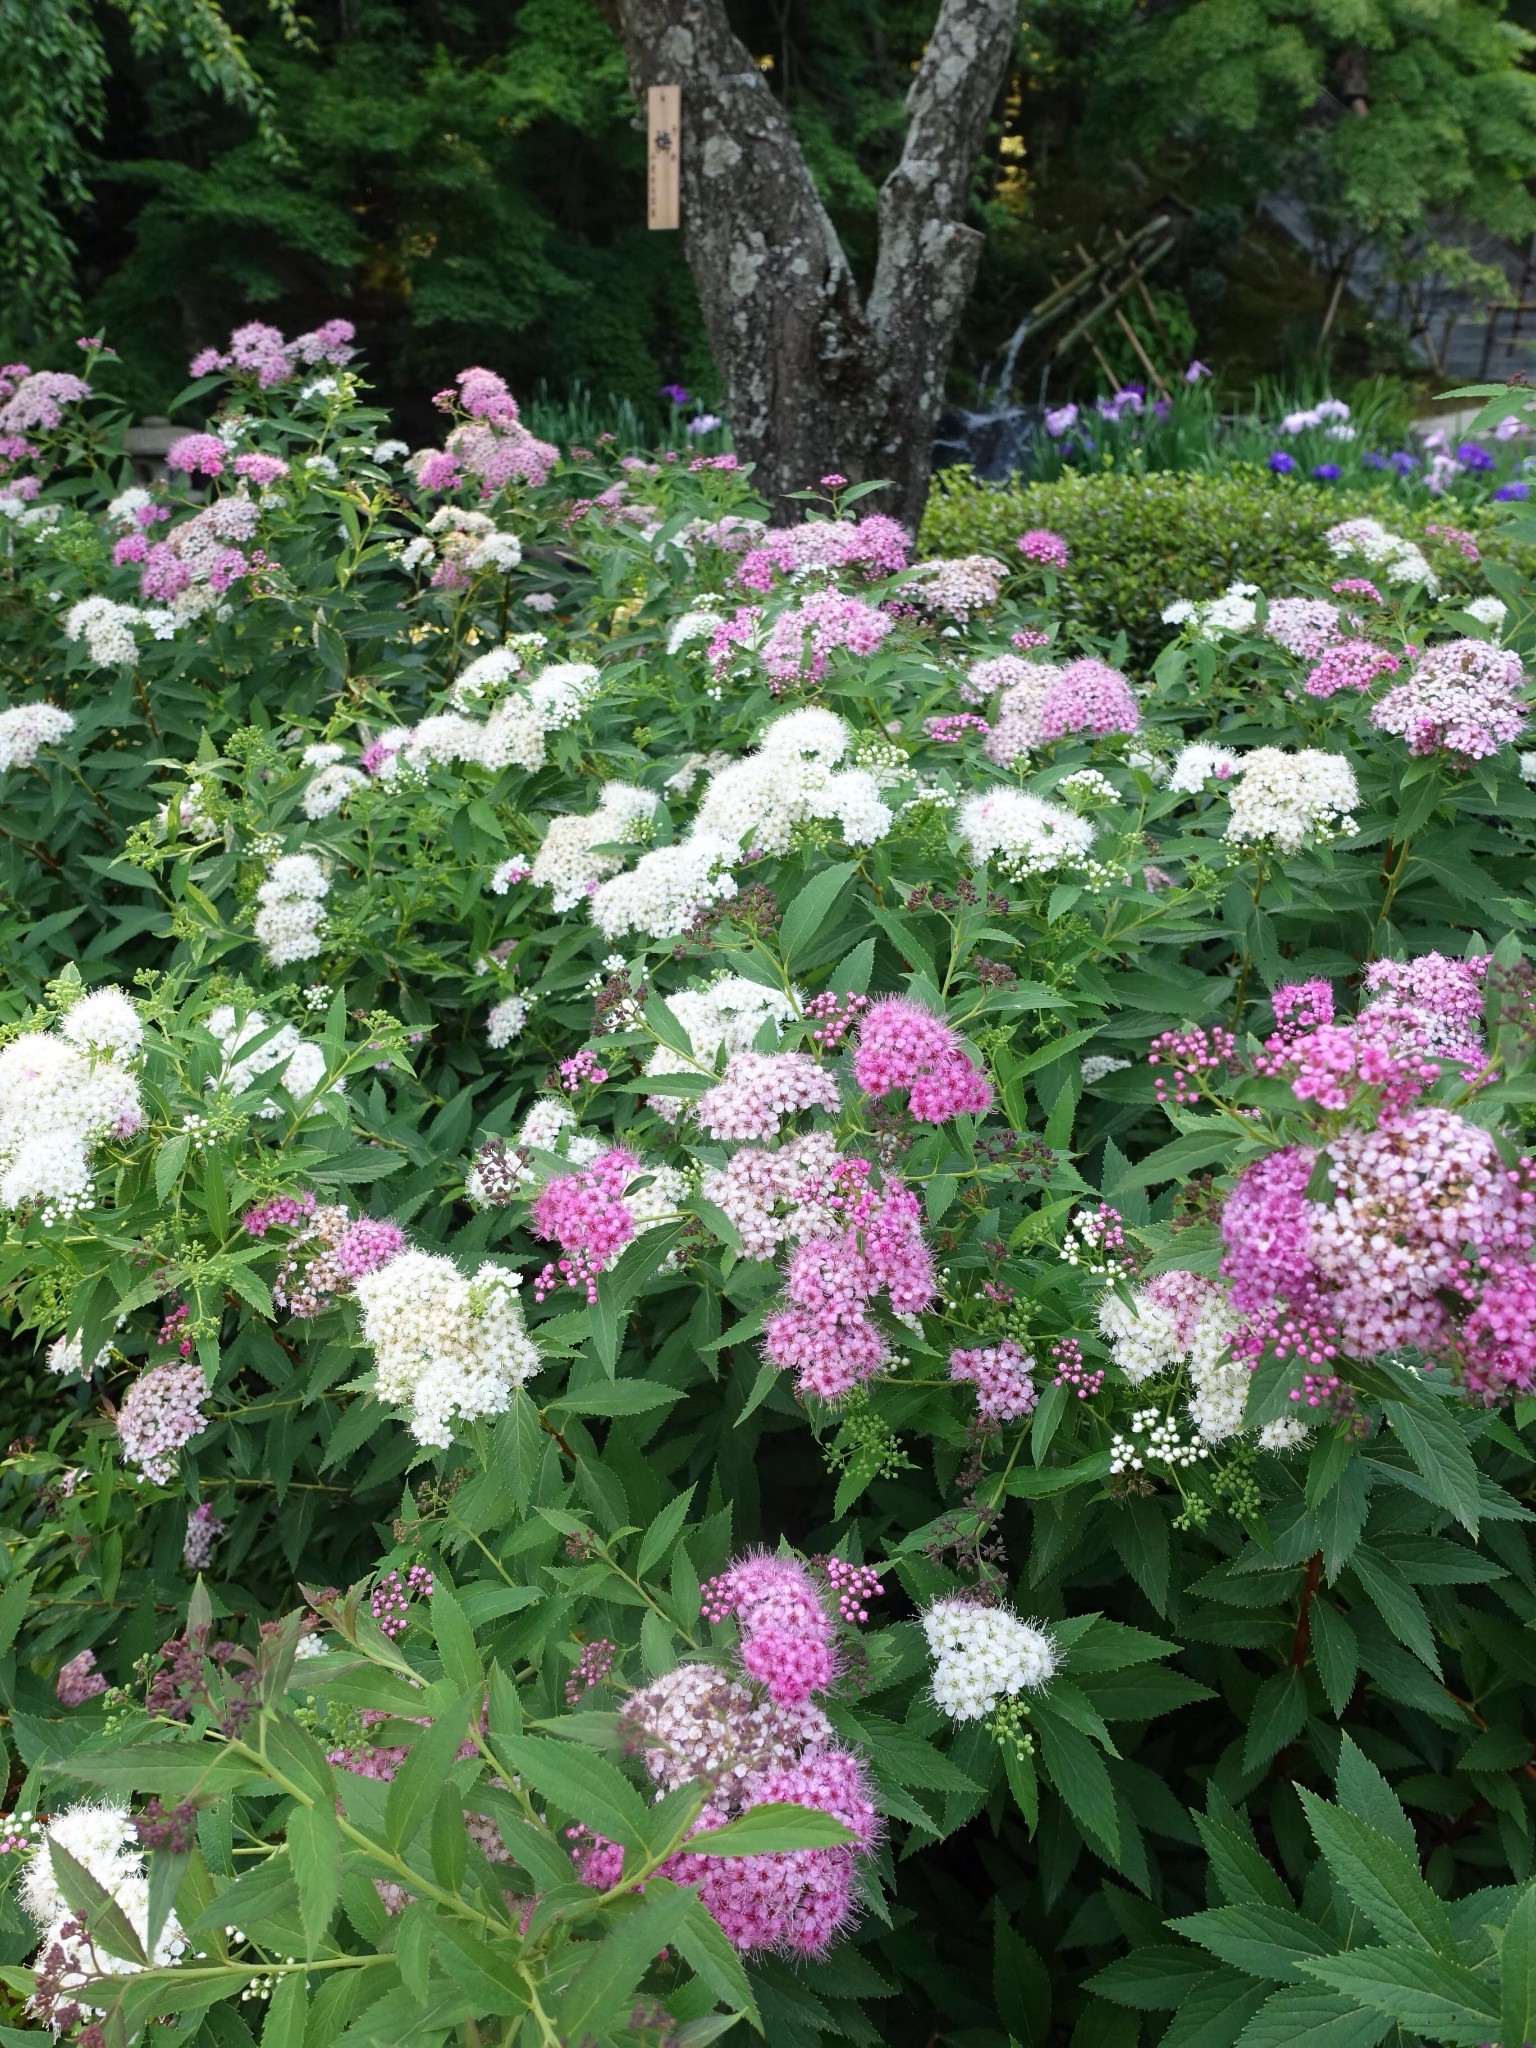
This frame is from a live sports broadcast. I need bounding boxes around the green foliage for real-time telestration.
[7,343,1536,2046]
[922,462,1536,654]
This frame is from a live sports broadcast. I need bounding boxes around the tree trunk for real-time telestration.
[593,0,1019,530]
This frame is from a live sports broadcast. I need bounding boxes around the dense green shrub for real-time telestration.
[922,463,1536,654]
[9,340,1536,2048]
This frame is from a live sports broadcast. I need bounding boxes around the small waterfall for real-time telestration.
[933,311,1042,480]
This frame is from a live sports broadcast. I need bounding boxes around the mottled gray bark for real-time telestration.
[594,0,1019,529]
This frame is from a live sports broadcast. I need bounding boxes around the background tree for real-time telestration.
[591,0,1020,522]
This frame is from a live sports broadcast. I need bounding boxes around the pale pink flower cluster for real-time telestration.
[411,367,558,495]
[1359,953,1489,1065]
[182,1503,224,1572]
[0,368,91,436]
[267,1205,406,1318]
[853,996,992,1122]
[188,318,356,386]
[949,1338,1037,1426]
[164,433,228,479]
[575,1557,878,1955]
[1370,639,1527,760]
[1304,639,1400,699]
[765,1181,935,1399]
[116,1363,209,1484]
[55,1649,106,1707]
[901,554,1010,620]
[696,1051,841,1142]
[531,1146,639,1301]
[1221,1058,1536,1399]
[1262,597,1339,660]
[127,494,262,610]
[735,515,909,590]
[759,589,893,688]
[982,656,1138,764]
[700,1132,861,1261]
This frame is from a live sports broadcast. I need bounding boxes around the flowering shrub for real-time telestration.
[3,340,1536,2045]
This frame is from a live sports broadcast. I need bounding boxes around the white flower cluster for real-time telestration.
[1279,398,1354,438]
[301,742,367,819]
[64,595,177,666]
[160,777,221,839]
[1099,1271,1304,1450]
[1224,747,1360,856]
[23,1801,185,2015]
[1081,1053,1132,1085]
[532,782,658,910]
[1464,595,1509,632]
[1167,741,1241,794]
[692,708,893,856]
[0,702,74,772]
[0,989,144,1219]
[1161,581,1261,637]
[644,976,797,1106]
[664,748,732,796]
[956,786,1096,879]
[206,1005,339,1116]
[47,1330,112,1378]
[1110,1408,1210,1473]
[590,832,738,942]
[355,1249,542,1446]
[666,606,724,655]
[485,993,530,1047]
[923,1599,1058,1723]
[1325,518,1436,592]
[254,853,330,967]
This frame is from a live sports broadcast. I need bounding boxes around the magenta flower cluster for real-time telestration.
[411,367,559,495]
[574,1553,879,1955]
[765,1180,935,1399]
[736,515,909,591]
[758,589,894,689]
[1017,528,1069,569]
[371,1563,435,1640]
[1304,639,1401,699]
[532,1147,639,1302]
[853,995,993,1122]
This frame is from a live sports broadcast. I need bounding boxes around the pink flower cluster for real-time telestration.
[1332,578,1382,603]
[532,1147,639,1301]
[242,1192,315,1236]
[765,1181,935,1399]
[116,1362,210,1484]
[566,1637,617,1704]
[371,1563,434,1640]
[853,996,993,1122]
[559,1047,608,1092]
[1018,528,1069,568]
[703,1554,836,1703]
[270,1204,405,1318]
[0,368,91,437]
[949,1338,1037,1426]
[411,368,559,495]
[56,1648,107,1706]
[822,1557,883,1624]
[1051,1336,1104,1399]
[188,318,356,386]
[696,1051,841,1142]
[926,713,990,743]
[736,515,909,591]
[1220,973,1536,1400]
[983,656,1139,763]
[1371,639,1527,761]
[1425,522,1480,562]
[759,589,893,689]
[120,494,262,604]
[702,1132,865,1260]
[1147,1024,1238,1106]
[575,1556,878,1955]
[803,989,868,1053]
[1304,639,1400,699]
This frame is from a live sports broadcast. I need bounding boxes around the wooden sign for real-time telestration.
[648,84,680,230]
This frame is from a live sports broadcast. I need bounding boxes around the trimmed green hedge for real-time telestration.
[920,464,1535,656]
